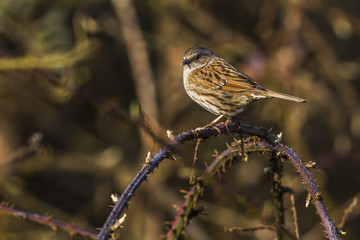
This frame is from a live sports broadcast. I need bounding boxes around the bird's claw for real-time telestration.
[205,123,222,135]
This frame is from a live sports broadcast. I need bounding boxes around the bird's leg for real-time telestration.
[205,115,225,134]
[209,115,224,126]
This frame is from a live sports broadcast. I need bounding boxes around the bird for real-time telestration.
[181,46,306,125]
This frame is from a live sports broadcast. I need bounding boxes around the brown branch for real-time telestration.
[225,224,298,240]
[0,204,97,239]
[0,38,95,70]
[288,190,300,239]
[225,225,276,233]
[190,139,202,184]
[111,0,161,153]
[166,184,204,240]
[337,197,358,232]
[111,0,159,125]
[0,132,43,166]
[268,154,286,240]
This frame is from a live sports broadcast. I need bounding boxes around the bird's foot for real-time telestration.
[205,115,225,134]
[205,122,222,135]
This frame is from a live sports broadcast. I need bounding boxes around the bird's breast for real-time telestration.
[183,67,192,86]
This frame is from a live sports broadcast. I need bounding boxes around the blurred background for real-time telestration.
[0,0,359,239]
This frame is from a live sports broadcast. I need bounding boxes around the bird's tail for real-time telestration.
[266,90,306,103]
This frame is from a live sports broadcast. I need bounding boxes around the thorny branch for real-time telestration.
[268,153,286,240]
[248,139,339,240]
[97,122,268,240]
[166,138,297,240]
[97,122,339,240]
[166,143,243,240]
[0,204,97,239]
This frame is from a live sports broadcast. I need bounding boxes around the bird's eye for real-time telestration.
[195,55,201,60]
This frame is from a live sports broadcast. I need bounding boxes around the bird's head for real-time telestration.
[181,46,215,71]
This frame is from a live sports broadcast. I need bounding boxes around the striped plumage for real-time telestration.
[182,47,305,119]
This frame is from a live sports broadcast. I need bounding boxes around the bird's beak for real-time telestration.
[181,59,191,66]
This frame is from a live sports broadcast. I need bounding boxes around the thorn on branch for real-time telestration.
[337,228,347,236]
[179,189,187,194]
[275,132,283,143]
[144,151,151,166]
[111,194,119,203]
[109,214,127,231]
[166,130,174,139]
[305,161,317,169]
[315,192,323,201]
[306,192,311,208]
[188,206,206,219]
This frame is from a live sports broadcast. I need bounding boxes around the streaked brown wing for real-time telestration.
[194,58,266,92]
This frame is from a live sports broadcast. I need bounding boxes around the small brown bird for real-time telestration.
[181,46,305,124]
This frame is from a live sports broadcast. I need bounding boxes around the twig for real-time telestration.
[0,204,97,239]
[225,224,299,240]
[0,132,43,166]
[0,39,95,70]
[268,153,286,240]
[111,0,158,122]
[225,225,276,233]
[337,197,358,232]
[166,184,204,240]
[111,0,161,153]
[288,189,300,239]
[225,224,298,240]
[190,139,202,184]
